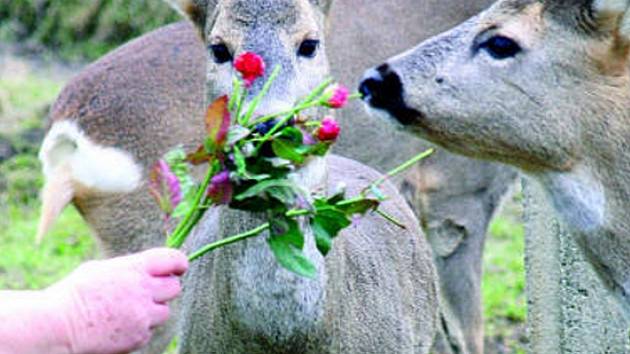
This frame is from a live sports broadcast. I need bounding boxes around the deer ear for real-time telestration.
[165,0,216,32]
[592,0,630,39]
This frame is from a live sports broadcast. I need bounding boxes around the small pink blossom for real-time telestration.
[207,171,233,205]
[323,84,349,109]
[234,52,266,87]
[149,160,182,216]
[317,117,341,141]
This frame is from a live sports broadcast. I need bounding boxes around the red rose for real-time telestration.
[234,52,266,87]
[317,117,341,141]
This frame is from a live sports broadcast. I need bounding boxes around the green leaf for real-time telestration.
[270,217,303,249]
[311,220,333,256]
[227,125,251,146]
[235,179,297,201]
[311,207,351,256]
[278,127,303,143]
[337,199,379,216]
[267,218,316,278]
[326,190,346,205]
[272,139,305,164]
[267,185,297,205]
[233,147,248,177]
[303,142,331,157]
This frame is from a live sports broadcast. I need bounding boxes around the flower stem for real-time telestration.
[375,209,406,229]
[188,222,271,261]
[300,78,334,105]
[167,166,215,248]
[363,148,434,195]
[242,65,282,125]
[251,99,321,127]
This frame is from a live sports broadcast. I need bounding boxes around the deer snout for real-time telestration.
[359,64,417,126]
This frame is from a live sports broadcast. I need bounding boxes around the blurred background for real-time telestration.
[0,2,526,353]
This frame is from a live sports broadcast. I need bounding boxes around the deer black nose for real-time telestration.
[359,64,404,109]
[359,63,415,125]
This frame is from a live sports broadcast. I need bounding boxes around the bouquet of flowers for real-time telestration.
[149,52,432,278]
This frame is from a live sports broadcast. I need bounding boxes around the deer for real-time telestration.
[360,0,630,312]
[163,0,440,352]
[37,0,507,353]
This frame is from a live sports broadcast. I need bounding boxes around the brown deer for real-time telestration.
[38,0,439,353]
[38,0,508,353]
[361,0,630,309]
[165,1,439,353]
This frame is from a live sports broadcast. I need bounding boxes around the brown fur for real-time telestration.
[365,0,630,311]
[40,1,514,353]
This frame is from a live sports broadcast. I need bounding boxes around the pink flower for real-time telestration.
[234,52,266,87]
[317,117,341,141]
[149,160,182,216]
[322,84,349,109]
[207,171,233,205]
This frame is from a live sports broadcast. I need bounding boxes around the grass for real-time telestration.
[0,204,94,290]
[0,69,527,354]
[482,197,528,354]
[0,75,62,133]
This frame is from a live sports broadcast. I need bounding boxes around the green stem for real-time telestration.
[364,148,434,194]
[251,99,321,127]
[229,76,241,112]
[167,166,215,248]
[249,78,334,127]
[299,78,334,105]
[188,222,271,261]
[242,66,282,125]
[347,92,363,100]
[375,209,406,229]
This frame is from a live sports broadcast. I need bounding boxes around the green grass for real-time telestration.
[483,208,528,353]
[0,73,63,138]
[0,204,94,289]
[0,76,62,112]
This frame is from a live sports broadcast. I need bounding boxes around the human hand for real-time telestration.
[46,248,188,354]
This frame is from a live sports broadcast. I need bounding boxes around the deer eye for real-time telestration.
[210,43,233,64]
[297,39,319,58]
[479,35,521,60]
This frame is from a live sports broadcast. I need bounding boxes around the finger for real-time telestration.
[140,248,189,276]
[148,303,171,328]
[151,276,183,303]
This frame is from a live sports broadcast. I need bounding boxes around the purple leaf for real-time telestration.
[149,160,183,216]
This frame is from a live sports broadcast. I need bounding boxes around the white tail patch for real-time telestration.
[37,120,143,242]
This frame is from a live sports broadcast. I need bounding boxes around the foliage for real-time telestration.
[0,204,94,289]
[0,0,178,60]
[151,54,409,278]
[483,201,527,353]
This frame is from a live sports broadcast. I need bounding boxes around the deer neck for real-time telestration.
[216,156,329,339]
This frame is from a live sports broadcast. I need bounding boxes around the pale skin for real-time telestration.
[0,248,188,354]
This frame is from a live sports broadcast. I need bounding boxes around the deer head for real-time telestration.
[167,0,332,114]
[361,0,630,233]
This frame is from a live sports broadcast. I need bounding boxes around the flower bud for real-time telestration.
[322,84,349,109]
[317,117,341,141]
